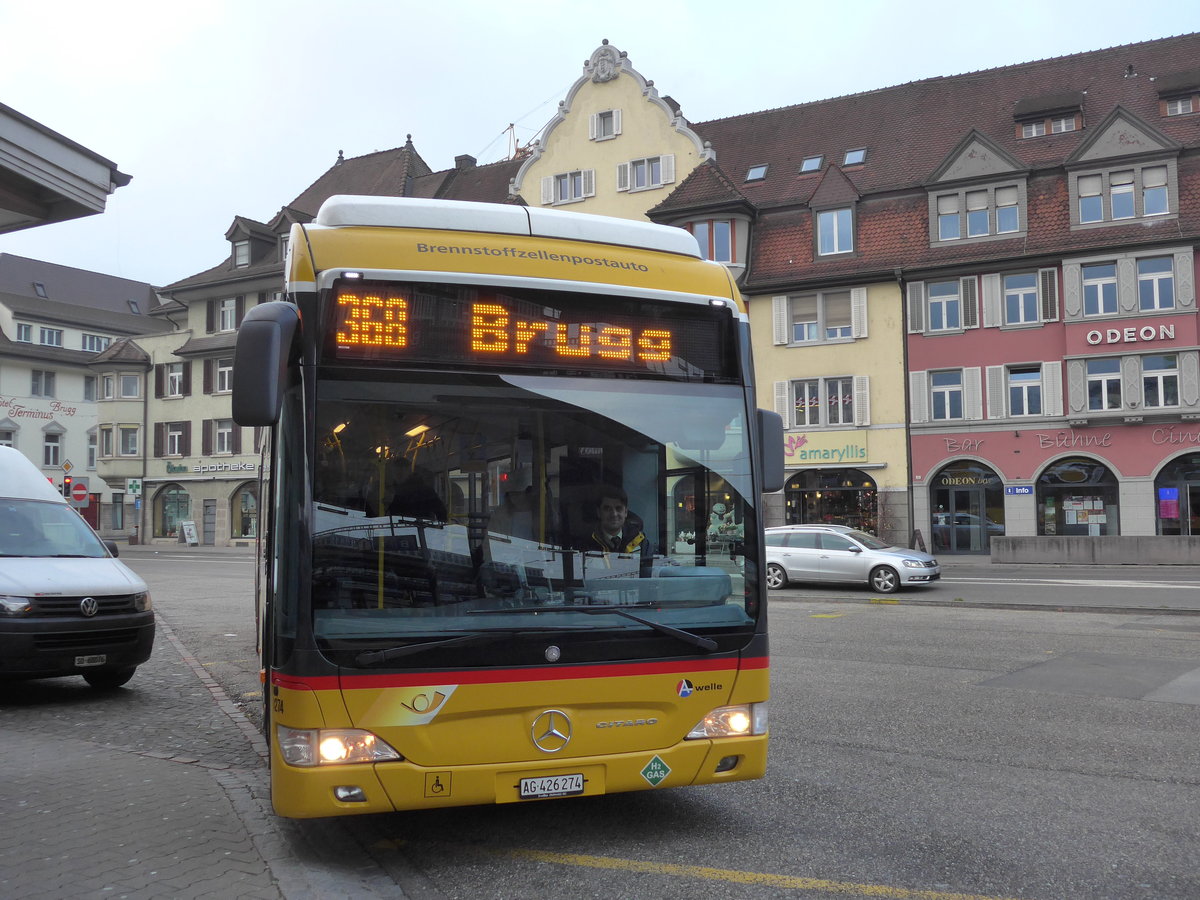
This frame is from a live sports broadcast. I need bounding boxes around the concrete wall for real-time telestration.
[992,536,1200,565]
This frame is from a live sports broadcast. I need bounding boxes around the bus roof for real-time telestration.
[313,196,703,259]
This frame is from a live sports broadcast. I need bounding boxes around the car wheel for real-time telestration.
[83,666,137,690]
[766,563,788,590]
[869,566,900,594]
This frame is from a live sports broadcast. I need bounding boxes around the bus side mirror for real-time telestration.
[757,409,785,494]
[232,302,301,426]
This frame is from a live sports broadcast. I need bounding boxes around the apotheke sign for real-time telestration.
[165,460,257,475]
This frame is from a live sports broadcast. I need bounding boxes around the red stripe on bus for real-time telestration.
[271,655,767,692]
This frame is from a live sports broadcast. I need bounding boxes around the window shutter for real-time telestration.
[1175,249,1195,310]
[774,381,791,426]
[1061,262,1082,318]
[154,364,164,399]
[582,169,596,198]
[1042,362,1063,417]
[907,281,926,333]
[541,176,554,205]
[982,274,1002,327]
[206,301,215,334]
[851,287,868,338]
[1117,258,1137,314]
[1181,351,1199,407]
[909,372,929,423]
[772,296,790,345]
[181,422,191,458]
[235,295,245,326]
[964,367,983,420]
[232,425,242,455]
[1039,268,1060,322]
[661,155,675,184]
[612,109,622,135]
[616,163,630,192]
[153,423,164,458]
[203,359,213,395]
[961,276,979,329]
[181,361,192,397]
[1066,358,1087,414]
[853,375,871,426]
[588,113,598,140]
[202,420,213,456]
[985,366,1006,419]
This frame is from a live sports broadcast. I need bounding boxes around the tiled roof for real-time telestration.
[0,253,160,311]
[91,336,151,366]
[162,142,519,292]
[691,33,1200,207]
[663,32,1200,290]
[650,159,753,217]
[0,290,172,335]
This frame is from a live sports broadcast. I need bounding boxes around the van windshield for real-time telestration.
[0,500,109,558]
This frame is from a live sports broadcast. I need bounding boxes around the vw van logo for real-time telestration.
[531,710,572,753]
[79,597,100,617]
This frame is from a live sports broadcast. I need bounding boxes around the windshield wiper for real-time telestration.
[352,625,586,666]
[469,605,718,653]
[355,631,507,666]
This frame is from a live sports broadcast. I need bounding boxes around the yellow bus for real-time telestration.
[233,195,784,818]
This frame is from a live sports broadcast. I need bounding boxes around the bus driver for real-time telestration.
[585,485,653,559]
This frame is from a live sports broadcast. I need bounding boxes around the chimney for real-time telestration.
[455,154,477,170]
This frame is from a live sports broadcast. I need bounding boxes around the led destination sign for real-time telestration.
[327,280,736,381]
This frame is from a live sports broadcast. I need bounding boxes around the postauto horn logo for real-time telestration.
[676,678,723,698]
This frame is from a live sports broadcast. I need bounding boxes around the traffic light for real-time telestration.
[63,475,72,499]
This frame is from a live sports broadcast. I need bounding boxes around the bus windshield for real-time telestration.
[310,372,760,666]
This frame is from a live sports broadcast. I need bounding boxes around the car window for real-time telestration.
[787,532,820,549]
[765,532,788,547]
[846,530,889,550]
[818,534,855,552]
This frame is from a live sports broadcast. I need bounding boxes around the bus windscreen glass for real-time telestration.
[324,280,738,382]
[309,373,759,669]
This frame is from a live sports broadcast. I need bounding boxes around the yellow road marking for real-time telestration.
[810,613,845,618]
[506,849,1028,900]
[869,598,900,605]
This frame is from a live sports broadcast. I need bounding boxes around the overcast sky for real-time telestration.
[2,0,1195,288]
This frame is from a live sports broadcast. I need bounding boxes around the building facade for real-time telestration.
[0,255,164,534]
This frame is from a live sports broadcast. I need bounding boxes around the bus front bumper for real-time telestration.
[270,733,767,818]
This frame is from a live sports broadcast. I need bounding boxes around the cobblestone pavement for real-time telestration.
[0,615,408,900]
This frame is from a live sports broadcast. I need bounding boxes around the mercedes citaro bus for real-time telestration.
[233,195,783,818]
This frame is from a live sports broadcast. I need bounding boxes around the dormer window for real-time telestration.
[1050,116,1077,134]
[1165,97,1194,116]
[1014,91,1083,140]
[1021,121,1046,138]
[800,155,823,173]
[280,234,289,261]
[843,148,866,166]
[746,165,767,182]
[233,240,250,267]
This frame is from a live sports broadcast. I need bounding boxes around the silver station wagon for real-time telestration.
[764,526,940,594]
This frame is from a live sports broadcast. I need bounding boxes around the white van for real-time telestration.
[0,447,153,688]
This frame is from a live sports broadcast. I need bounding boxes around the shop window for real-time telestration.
[784,469,877,533]
[156,484,191,538]
[1154,453,1200,536]
[928,460,1005,554]
[233,482,258,538]
[1036,457,1119,536]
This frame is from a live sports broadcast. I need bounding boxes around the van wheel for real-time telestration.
[870,566,900,594]
[83,667,137,690]
[766,563,788,590]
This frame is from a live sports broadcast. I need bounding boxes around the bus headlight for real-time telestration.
[685,702,768,739]
[276,726,403,766]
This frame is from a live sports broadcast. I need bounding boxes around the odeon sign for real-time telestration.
[1085,323,1175,346]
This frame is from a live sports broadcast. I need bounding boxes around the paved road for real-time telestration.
[2,544,1198,898]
